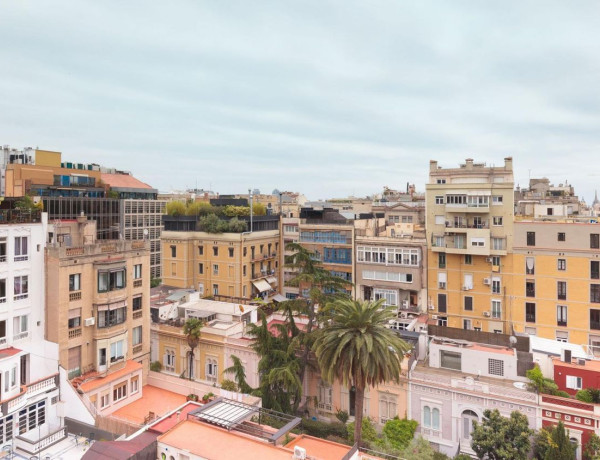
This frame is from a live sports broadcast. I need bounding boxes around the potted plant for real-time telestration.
[202,392,215,403]
[187,393,198,402]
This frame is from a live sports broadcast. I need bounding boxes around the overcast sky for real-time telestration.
[1,1,600,200]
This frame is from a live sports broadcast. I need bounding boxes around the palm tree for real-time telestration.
[182,318,203,380]
[313,298,409,447]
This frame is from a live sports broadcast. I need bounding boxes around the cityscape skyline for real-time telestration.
[2,1,600,200]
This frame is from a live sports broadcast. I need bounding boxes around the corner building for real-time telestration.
[426,158,514,333]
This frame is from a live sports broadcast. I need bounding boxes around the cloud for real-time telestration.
[1,0,600,199]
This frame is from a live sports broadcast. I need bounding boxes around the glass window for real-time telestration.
[464,296,473,311]
[134,264,142,279]
[69,274,81,291]
[133,326,142,345]
[14,276,28,299]
[14,236,28,261]
[592,234,600,249]
[98,306,127,328]
[527,232,536,246]
[432,408,440,430]
[558,232,566,242]
[110,340,125,363]
[440,351,461,371]
[98,269,126,292]
[423,406,431,427]
[132,296,142,311]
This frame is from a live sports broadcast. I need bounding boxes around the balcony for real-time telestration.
[26,374,58,398]
[15,425,67,456]
[68,327,82,339]
[69,291,82,301]
[526,287,536,298]
[251,252,277,262]
[526,314,536,323]
[557,320,567,327]
[13,293,28,301]
[317,402,333,413]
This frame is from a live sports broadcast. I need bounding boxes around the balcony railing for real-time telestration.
[69,327,82,339]
[557,320,567,327]
[15,426,67,455]
[14,255,28,262]
[133,279,143,288]
[13,331,28,341]
[526,288,535,297]
[13,293,28,301]
[317,402,333,413]
[526,314,536,323]
[69,291,82,301]
[133,344,143,354]
[26,375,58,397]
[133,310,143,320]
[0,255,6,263]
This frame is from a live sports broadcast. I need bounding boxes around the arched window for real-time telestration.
[462,410,478,440]
[423,406,431,427]
[432,408,440,430]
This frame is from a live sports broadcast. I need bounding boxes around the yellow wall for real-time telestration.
[35,149,62,167]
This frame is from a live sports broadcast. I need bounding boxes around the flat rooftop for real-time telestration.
[112,385,187,425]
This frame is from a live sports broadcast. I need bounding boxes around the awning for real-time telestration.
[252,279,272,293]
[272,294,287,303]
[266,276,277,284]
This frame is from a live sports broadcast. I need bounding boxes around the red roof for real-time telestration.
[149,401,202,434]
[0,347,22,359]
[101,173,154,190]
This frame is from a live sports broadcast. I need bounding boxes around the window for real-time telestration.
[374,289,398,307]
[435,196,444,204]
[113,382,127,402]
[100,393,110,408]
[14,236,28,261]
[213,246,218,256]
[492,278,501,294]
[558,259,566,271]
[13,315,27,338]
[437,294,447,313]
[592,261,600,280]
[591,310,600,330]
[592,285,600,303]
[98,306,127,328]
[242,265,246,277]
[493,216,503,226]
[463,319,471,330]
[0,279,5,303]
[379,393,398,424]
[317,381,332,411]
[13,275,28,300]
[464,254,472,265]
[526,280,535,297]
[206,357,218,381]
[592,234,600,249]
[492,256,501,267]
[557,281,567,300]
[133,326,142,346]
[213,264,219,275]
[437,316,448,327]
[557,305,568,327]
[471,238,485,247]
[110,340,125,363]
[434,236,445,248]
[164,349,175,372]
[198,246,203,255]
[527,232,536,246]
[69,274,81,292]
[134,264,142,279]
[566,376,582,390]
[68,310,81,329]
[423,406,440,430]
[131,376,139,394]
[198,263,204,274]
[98,269,126,292]
[228,248,234,258]
[491,238,505,250]
[488,359,504,376]
[438,253,446,269]
[132,296,142,312]
[464,296,473,311]
[526,257,535,275]
[526,303,536,323]
[212,284,218,296]
[558,232,566,242]
[438,272,447,290]
[491,300,502,319]
[362,270,412,283]
[170,245,176,257]
[464,273,473,290]
[440,351,461,371]
[492,195,503,204]
[436,178,446,184]
[462,410,478,440]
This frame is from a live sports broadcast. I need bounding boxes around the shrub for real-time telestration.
[335,409,349,424]
[186,201,214,216]
[453,455,471,460]
[221,379,237,392]
[223,205,250,217]
[347,417,377,445]
[301,418,347,439]
[150,361,162,372]
[150,278,161,288]
[382,418,418,451]
[577,388,600,403]
[227,217,248,232]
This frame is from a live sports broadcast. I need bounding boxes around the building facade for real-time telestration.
[426,158,515,333]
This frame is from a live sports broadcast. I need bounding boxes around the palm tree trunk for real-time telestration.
[354,385,365,447]
[189,348,195,380]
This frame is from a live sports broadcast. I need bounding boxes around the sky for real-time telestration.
[1,1,600,201]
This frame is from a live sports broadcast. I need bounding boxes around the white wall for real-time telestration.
[58,366,95,425]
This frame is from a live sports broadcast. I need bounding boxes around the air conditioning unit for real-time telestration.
[84,317,95,327]
[485,257,493,263]
[428,305,435,310]
[483,278,491,285]
[400,312,408,319]
[431,315,439,320]
[483,311,491,317]
[294,446,307,460]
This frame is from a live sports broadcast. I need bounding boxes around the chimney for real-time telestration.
[429,160,438,172]
[465,158,474,170]
[504,156,513,171]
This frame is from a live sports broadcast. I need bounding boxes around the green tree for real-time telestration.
[526,365,561,395]
[471,409,533,460]
[182,318,203,380]
[398,436,436,460]
[533,427,553,459]
[166,201,186,216]
[347,417,378,445]
[576,388,600,403]
[382,418,418,451]
[224,355,252,394]
[312,298,409,447]
[252,202,267,216]
[585,433,600,460]
[186,201,214,216]
[544,421,576,460]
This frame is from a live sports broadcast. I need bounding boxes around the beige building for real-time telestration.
[161,215,280,299]
[426,158,515,333]
[45,217,151,387]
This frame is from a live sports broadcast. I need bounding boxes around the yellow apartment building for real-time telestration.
[161,215,280,299]
[426,158,515,333]
[512,220,600,348]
